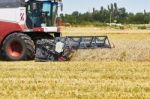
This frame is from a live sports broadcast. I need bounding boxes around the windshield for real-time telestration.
[26,1,58,28]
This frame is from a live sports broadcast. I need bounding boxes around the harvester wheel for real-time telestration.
[2,33,35,61]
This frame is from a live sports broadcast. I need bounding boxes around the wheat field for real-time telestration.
[0,27,150,99]
[0,61,150,99]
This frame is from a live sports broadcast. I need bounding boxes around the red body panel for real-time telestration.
[0,21,59,45]
[33,27,44,32]
[0,21,23,44]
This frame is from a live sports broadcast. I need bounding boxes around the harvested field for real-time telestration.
[0,61,150,99]
[62,27,150,36]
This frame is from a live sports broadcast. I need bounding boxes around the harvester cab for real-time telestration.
[24,0,63,35]
[25,0,61,29]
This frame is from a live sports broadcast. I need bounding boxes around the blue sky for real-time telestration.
[63,0,150,14]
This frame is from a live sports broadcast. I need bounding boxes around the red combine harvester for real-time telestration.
[0,0,111,61]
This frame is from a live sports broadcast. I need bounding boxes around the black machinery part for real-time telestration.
[35,36,111,61]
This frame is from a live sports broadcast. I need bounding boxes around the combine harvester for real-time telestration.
[0,0,111,61]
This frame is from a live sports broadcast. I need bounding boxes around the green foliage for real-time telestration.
[61,3,150,25]
[138,26,147,29]
[119,26,125,30]
[93,22,108,27]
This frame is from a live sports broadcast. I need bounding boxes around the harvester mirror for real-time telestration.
[58,2,63,11]
[61,3,63,11]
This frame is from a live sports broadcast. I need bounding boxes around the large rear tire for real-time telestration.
[2,33,35,61]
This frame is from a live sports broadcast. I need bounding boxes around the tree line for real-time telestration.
[60,3,150,25]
